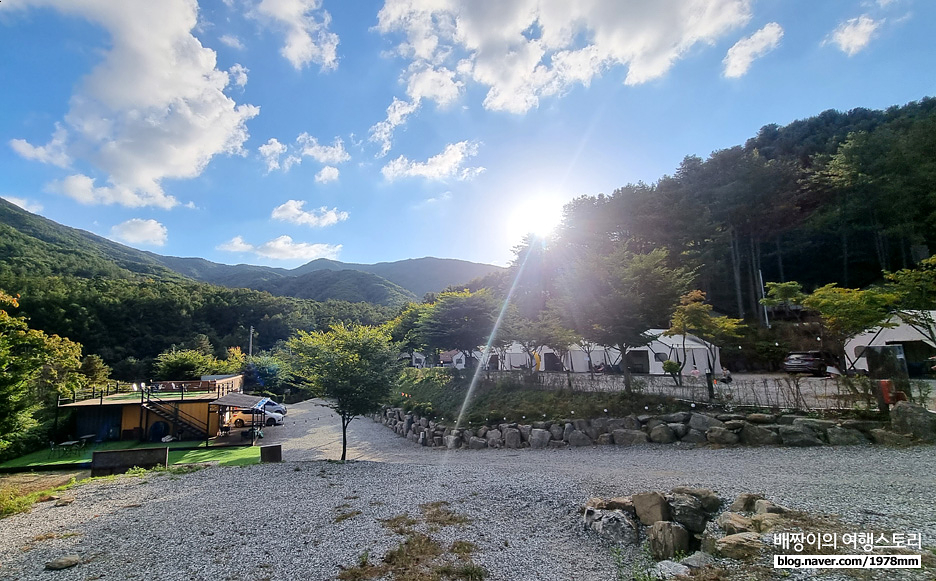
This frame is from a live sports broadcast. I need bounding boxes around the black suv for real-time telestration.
[782,351,837,376]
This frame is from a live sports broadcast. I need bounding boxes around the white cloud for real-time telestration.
[723,22,783,78]
[9,123,71,168]
[217,235,254,252]
[1,195,44,213]
[414,191,452,209]
[294,134,350,164]
[217,234,341,260]
[375,0,754,114]
[315,166,340,183]
[825,15,881,56]
[381,141,484,182]
[258,138,288,172]
[219,34,244,50]
[253,0,339,70]
[4,0,260,209]
[48,173,177,209]
[271,199,348,226]
[368,97,420,158]
[229,63,249,87]
[110,218,168,246]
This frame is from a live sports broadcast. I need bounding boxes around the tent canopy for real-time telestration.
[210,393,269,409]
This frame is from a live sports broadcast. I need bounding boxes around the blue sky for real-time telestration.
[1,0,934,268]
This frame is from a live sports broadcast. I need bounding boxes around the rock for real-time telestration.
[532,421,548,430]
[650,560,691,579]
[549,423,564,441]
[632,491,671,525]
[468,436,487,450]
[680,551,715,569]
[739,422,781,446]
[668,423,689,438]
[503,428,522,449]
[746,413,776,424]
[476,426,487,438]
[547,440,568,449]
[659,412,690,423]
[827,426,869,446]
[605,497,634,512]
[54,497,75,507]
[45,555,81,570]
[716,413,746,421]
[724,419,746,431]
[612,429,649,445]
[529,428,551,449]
[607,416,643,431]
[573,418,589,432]
[637,414,653,423]
[584,508,640,545]
[754,499,790,514]
[568,430,593,447]
[680,429,707,443]
[669,493,707,533]
[891,401,936,442]
[777,414,805,425]
[715,532,765,560]
[444,435,461,449]
[792,418,837,438]
[671,487,721,513]
[649,521,690,560]
[706,426,739,445]
[596,433,613,445]
[689,413,726,432]
[717,512,754,534]
[752,513,784,533]
[518,424,532,442]
[562,423,574,442]
[485,429,502,448]
[729,493,764,512]
[779,425,824,447]
[840,419,884,433]
[870,429,912,447]
[591,417,609,433]
[649,424,677,444]
[644,418,665,430]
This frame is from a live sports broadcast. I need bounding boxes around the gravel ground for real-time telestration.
[1,399,934,581]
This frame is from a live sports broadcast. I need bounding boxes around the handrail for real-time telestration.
[145,392,209,433]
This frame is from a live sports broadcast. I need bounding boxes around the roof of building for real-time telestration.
[210,393,269,409]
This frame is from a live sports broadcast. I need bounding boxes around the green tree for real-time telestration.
[287,323,402,461]
[79,354,112,389]
[666,290,745,398]
[761,281,807,321]
[802,283,899,369]
[152,349,217,380]
[883,256,936,348]
[416,290,499,368]
[560,248,694,392]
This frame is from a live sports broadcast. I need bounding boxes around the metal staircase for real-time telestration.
[143,395,209,440]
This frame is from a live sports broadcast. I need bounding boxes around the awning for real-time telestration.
[210,393,270,410]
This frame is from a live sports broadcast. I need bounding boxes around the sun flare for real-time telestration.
[507,199,564,241]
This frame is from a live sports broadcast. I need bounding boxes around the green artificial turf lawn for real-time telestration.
[0,440,259,469]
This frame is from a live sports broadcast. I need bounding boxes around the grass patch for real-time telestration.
[449,541,476,557]
[381,514,418,534]
[0,439,258,470]
[421,501,469,528]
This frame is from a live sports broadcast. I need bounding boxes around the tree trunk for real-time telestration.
[341,416,349,462]
[730,229,745,318]
[775,236,785,282]
[619,344,632,393]
[748,236,761,324]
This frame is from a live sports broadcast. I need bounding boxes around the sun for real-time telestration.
[506,199,564,241]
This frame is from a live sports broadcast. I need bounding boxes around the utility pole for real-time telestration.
[248,325,254,357]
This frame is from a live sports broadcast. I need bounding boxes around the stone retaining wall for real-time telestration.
[373,402,936,449]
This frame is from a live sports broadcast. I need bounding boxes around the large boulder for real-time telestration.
[715,532,765,560]
[680,428,707,443]
[45,555,81,570]
[891,401,936,442]
[568,430,593,447]
[840,419,884,433]
[518,424,533,442]
[668,423,689,439]
[549,423,564,441]
[529,428,551,449]
[668,493,708,533]
[659,411,690,423]
[728,493,764,512]
[739,423,781,446]
[717,512,754,534]
[671,487,721,513]
[827,426,869,446]
[752,513,784,533]
[632,491,671,525]
[607,416,643,431]
[613,429,649,445]
[779,425,824,447]
[443,435,461,449]
[680,551,715,569]
[648,521,690,560]
[503,428,522,449]
[792,418,837,439]
[650,560,690,579]
[562,423,575,442]
[754,499,790,515]
[468,436,487,450]
[650,424,677,444]
[583,508,640,545]
[869,428,912,447]
[745,413,776,424]
[596,433,614,445]
[485,429,502,448]
[706,426,739,445]
[689,413,726,432]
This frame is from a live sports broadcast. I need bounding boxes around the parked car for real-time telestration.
[782,351,837,376]
[230,408,284,427]
[263,400,287,415]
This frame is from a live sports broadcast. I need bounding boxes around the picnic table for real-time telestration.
[57,440,80,455]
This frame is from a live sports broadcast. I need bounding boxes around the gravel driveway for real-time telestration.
[1,399,933,581]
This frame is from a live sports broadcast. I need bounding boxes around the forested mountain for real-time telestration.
[253,269,416,306]
[550,97,936,322]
